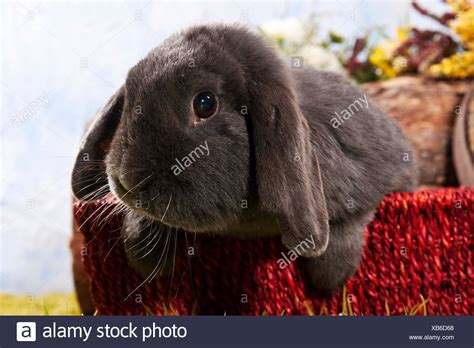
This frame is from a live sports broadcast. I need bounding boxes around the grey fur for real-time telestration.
[71,24,417,293]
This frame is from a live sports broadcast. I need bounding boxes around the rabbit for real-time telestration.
[71,24,417,293]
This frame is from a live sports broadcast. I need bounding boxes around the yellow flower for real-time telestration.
[369,37,410,79]
[428,51,474,78]
[447,0,472,13]
[396,26,411,41]
[369,46,397,78]
[427,0,474,79]
[451,8,474,49]
[446,0,474,49]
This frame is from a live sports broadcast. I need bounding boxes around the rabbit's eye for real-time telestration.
[193,92,217,120]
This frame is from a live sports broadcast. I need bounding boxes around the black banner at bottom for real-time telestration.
[2,316,472,347]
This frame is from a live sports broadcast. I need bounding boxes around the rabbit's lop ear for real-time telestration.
[71,86,125,200]
[249,75,329,258]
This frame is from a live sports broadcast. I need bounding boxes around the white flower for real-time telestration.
[260,17,306,45]
[296,45,346,75]
[378,40,399,60]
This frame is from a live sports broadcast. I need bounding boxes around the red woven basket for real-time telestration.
[73,188,473,315]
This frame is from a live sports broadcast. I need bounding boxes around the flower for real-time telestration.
[447,0,472,13]
[368,40,400,78]
[450,3,474,49]
[428,0,474,78]
[296,45,346,74]
[428,51,474,78]
[396,26,410,41]
[260,17,306,47]
[259,17,346,75]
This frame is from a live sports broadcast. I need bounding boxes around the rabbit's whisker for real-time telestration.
[160,195,172,222]
[135,226,163,259]
[123,228,171,301]
[78,188,112,234]
[97,200,127,227]
[76,180,108,197]
[127,219,157,253]
[90,195,124,227]
[166,229,178,298]
[118,173,153,200]
[150,228,172,281]
[103,229,123,262]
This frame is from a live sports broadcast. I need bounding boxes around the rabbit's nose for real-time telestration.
[118,174,133,192]
[118,170,149,193]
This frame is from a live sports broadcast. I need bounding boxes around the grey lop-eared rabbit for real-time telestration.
[72,24,417,293]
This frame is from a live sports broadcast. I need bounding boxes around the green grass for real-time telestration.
[0,288,429,316]
[0,292,81,315]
